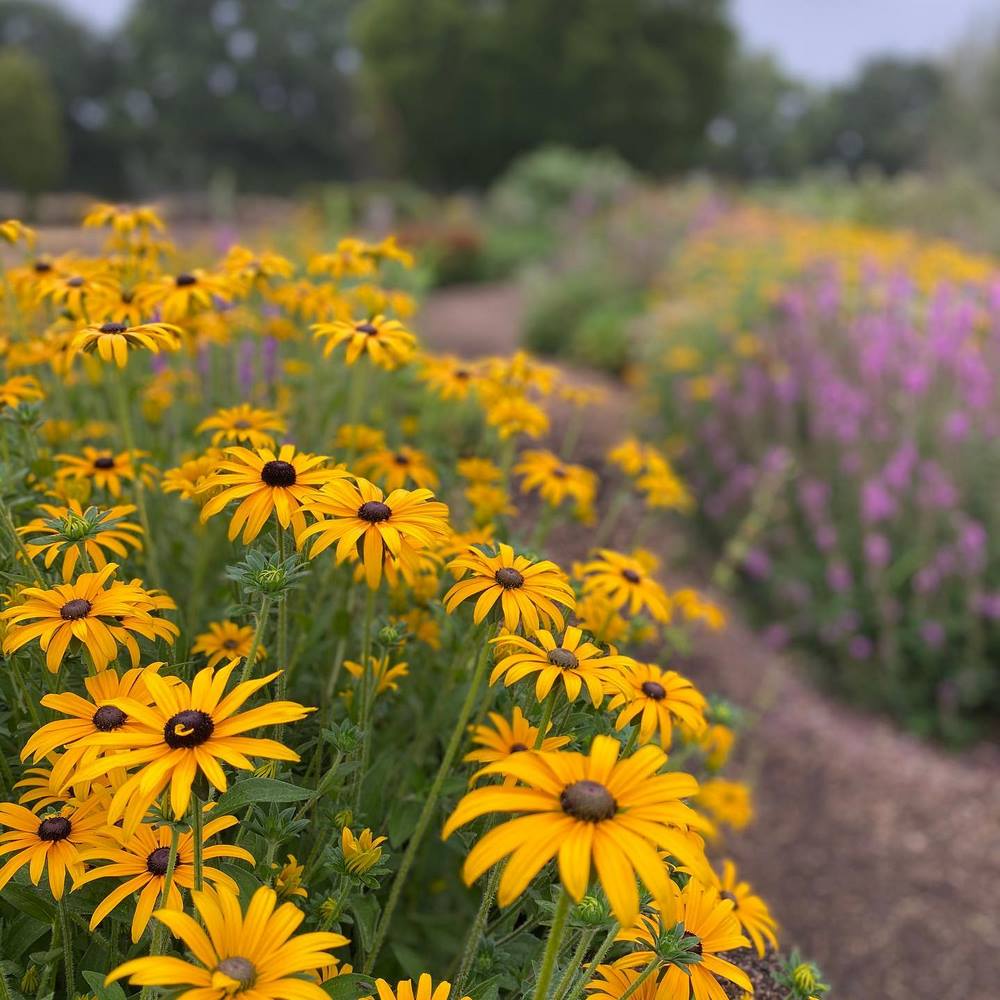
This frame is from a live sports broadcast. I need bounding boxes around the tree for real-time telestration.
[356,0,734,188]
[0,48,66,205]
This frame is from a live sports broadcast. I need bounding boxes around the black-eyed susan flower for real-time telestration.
[515,449,598,517]
[699,723,734,772]
[572,593,630,645]
[18,499,143,580]
[696,778,753,833]
[0,218,35,246]
[343,654,408,699]
[0,798,113,898]
[0,373,44,408]
[196,404,287,450]
[442,735,709,926]
[483,394,549,440]
[490,626,633,706]
[357,444,439,491]
[70,320,181,367]
[20,662,167,790]
[614,878,752,1000]
[74,661,312,831]
[133,268,237,322]
[364,975,469,1000]
[78,815,254,941]
[82,202,164,235]
[579,549,672,623]
[198,445,349,544]
[334,423,386,453]
[54,447,155,499]
[715,858,779,957]
[0,564,171,673]
[456,457,502,484]
[419,353,481,401]
[192,619,268,669]
[585,963,663,1000]
[341,826,387,875]
[464,707,570,783]
[673,588,726,630]
[444,543,575,633]
[605,663,708,748]
[39,270,120,319]
[272,854,308,900]
[636,454,693,512]
[464,482,517,525]
[221,245,295,288]
[106,883,349,998]
[312,314,417,369]
[607,436,650,477]
[161,450,223,501]
[298,478,450,589]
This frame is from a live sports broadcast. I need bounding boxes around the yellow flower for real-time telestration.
[514,449,597,516]
[17,499,143,580]
[78,814,254,941]
[341,826,387,875]
[192,620,268,669]
[298,477,450,589]
[605,663,708,748]
[696,778,754,832]
[615,878,752,1000]
[196,404,287,450]
[607,437,653,477]
[636,454,693,512]
[571,593,629,645]
[0,373,44,408]
[419,353,481,400]
[443,735,708,926]
[55,447,155,499]
[73,661,312,831]
[0,797,114,898]
[700,723,734,772]
[586,964,662,1000]
[312,314,417,369]
[70,320,181,367]
[335,423,386,453]
[133,268,237,322]
[0,218,35,246]
[344,654,408,697]
[715,858,779,957]
[357,444,439,490]
[364,975,469,1000]
[579,549,672,623]
[39,270,120,319]
[161,451,224,502]
[464,482,517,525]
[106,883,349,999]
[483,394,549,440]
[198,445,349,544]
[490,626,632,706]
[82,202,164,234]
[444,542,575,633]
[0,563,176,672]
[272,853,308,900]
[673,588,726,630]
[456,457,502,484]
[463,706,570,783]
[394,608,441,649]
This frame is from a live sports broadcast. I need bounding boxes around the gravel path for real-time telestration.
[419,282,1000,1000]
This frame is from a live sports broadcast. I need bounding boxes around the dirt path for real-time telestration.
[418,283,1000,1000]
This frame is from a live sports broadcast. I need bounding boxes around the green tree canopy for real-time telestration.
[356,0,734,188]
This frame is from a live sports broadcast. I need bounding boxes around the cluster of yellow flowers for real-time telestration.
[0,206,776,1000]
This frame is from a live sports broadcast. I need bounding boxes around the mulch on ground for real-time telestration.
[419,283,1000,1000]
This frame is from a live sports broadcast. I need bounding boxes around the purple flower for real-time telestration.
[848,635,873,659]
[864,533,891,569]
[826,560,852,593]
[861,479,896,524]
[742,547,772,580]
[920,621,945,648]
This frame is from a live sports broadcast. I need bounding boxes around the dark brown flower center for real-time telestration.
[92,705,127,731]
[560,780,617,822]
[456,369,470,380]
[93,456,116,469]
[37,816,72,841]
[233,419,252,429]
[121,289,135,303]
[261,460,297,487]
[393,452,411,465]
[66,276,85,288]
[641,680,666,701]
[164,709,215,749]
[552,468,567,479]
[215,957,256,989]
[99,322,128,334]
[34,260,52,273]
[175,272,197,287]
[622,569,641,584]
[146,846,172,876]
[548,647,580,670]
[720,890,738,904]
[222,638,239,649]
[60,598,92,620]
[355,322,378,335]
[495,567,525,589]
[358,500,391,523]
[509,742,529,753]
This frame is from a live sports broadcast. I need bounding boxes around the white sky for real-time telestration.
[56,0,1000,83]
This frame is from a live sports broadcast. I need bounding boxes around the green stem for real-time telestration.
[617,958,659,1000]
[454,862,503,996]
[0,498,44,586]
[141,824,181,999]
[562,921,620,1000]
[533,689,559,749]
[75,540,95,574]
[533,888,572,1000]
[552,927,596,1000]
[351,586,377,813]
[191,798,204,891]
[111,374,162,589]
[56,897,75,998]
[363,629,494,974]
[239,594,272,684]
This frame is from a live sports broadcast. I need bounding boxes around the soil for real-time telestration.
[418,282,1000,1000]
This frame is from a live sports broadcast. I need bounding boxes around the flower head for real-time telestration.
[341,826,387,875]
[357,444,439,491]
[605,663,708,748]
[192,619,268,669]
[716,858,779,957]
[364,975,469,1000]
[312,314,417,369]
[579,549,672,623]
[197,404,287,450]
[70,320,181,367]
[463,706,570,783]
[55,447,155,499]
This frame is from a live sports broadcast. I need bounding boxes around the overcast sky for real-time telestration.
[57,0,1000,83]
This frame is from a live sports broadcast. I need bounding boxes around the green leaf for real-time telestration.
[387,797,422,847]
[349,894,380,954]
[323,973,376,999]
[213,778,311,813]
[0,883,54,923]
[82,971,128,999]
